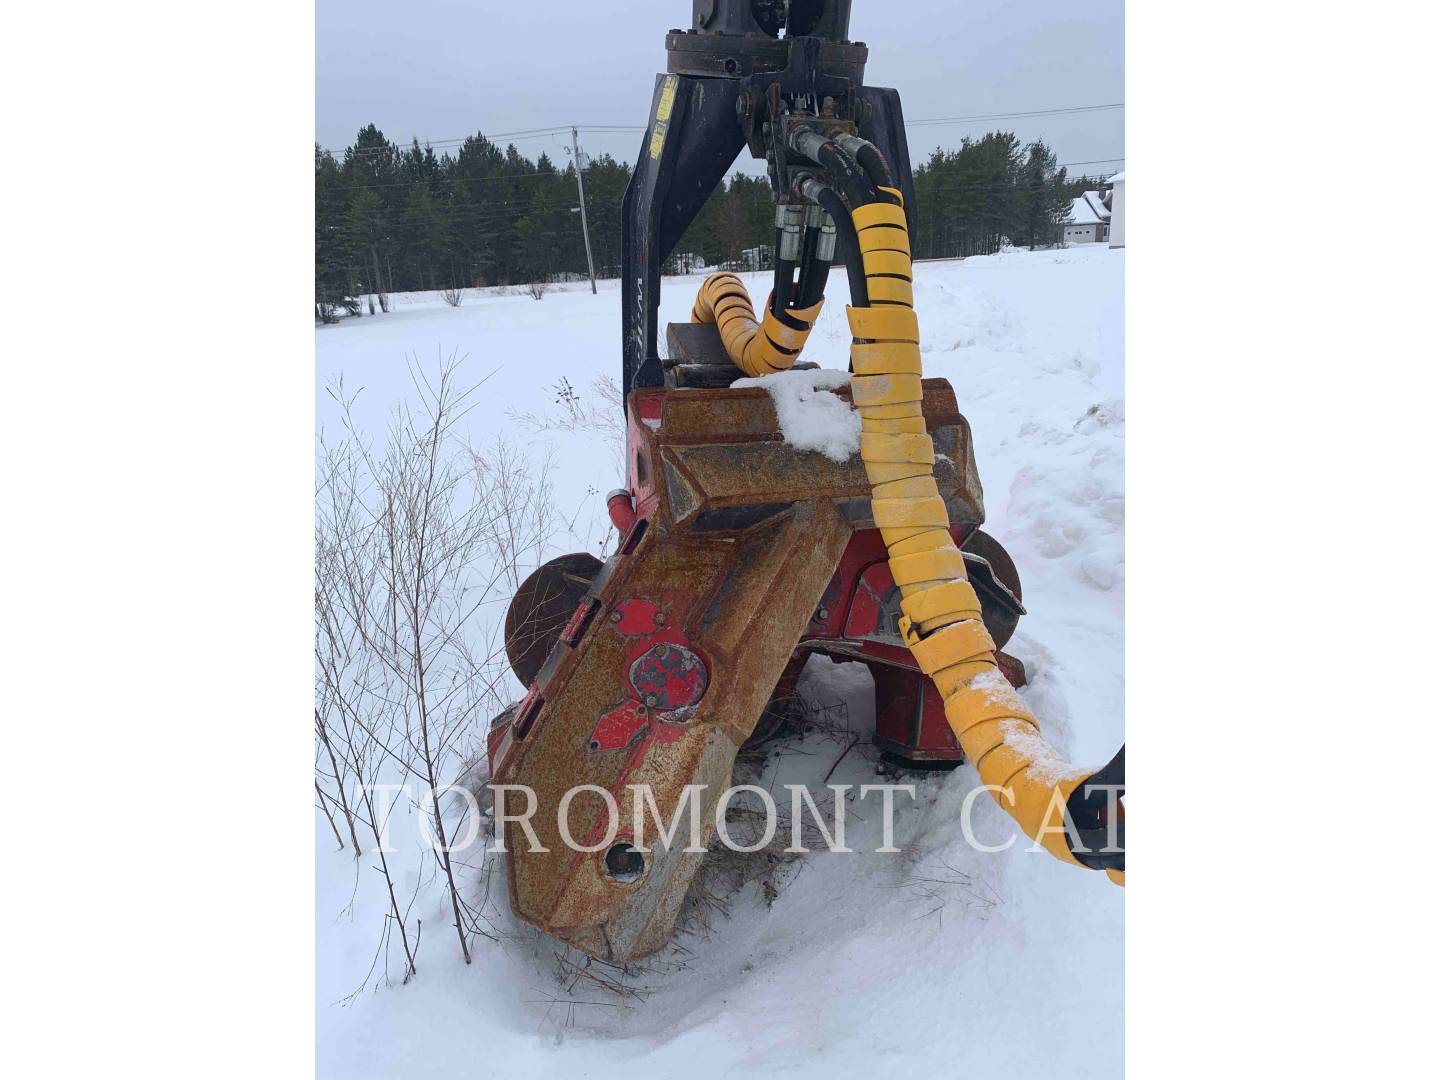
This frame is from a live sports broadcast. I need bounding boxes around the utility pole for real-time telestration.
[571,127,598,294]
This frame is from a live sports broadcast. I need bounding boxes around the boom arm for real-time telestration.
[620,2,917,398]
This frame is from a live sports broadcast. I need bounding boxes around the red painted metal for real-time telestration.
[614,598,660,635]
[559,597,599,647]
[509,684,544,742]
[589,699,650,752]
[629,643,708,713]
[798,522,990,762]
[607,491,638,533]
[626,389,666,521]
[871,664,963,761]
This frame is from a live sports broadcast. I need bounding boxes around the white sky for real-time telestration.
[316,0,1123,178]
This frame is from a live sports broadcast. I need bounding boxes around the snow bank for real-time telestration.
[732,367,859,462]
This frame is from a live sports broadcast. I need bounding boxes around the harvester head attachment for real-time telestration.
[488,370,988,963]
[479,0,1087,963]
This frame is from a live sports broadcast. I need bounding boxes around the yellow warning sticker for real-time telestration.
[648,75,678,160]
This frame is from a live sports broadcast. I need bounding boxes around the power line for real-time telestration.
[906,102,1124,127]
[319,101,1123,158]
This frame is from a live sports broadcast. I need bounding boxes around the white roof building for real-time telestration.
[1064,192,1109,244]
[1108,172,1125,248]
[1082,189,1111,224]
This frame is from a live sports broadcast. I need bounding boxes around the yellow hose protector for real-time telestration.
[851,187,1121,882]
[691,272,824,377]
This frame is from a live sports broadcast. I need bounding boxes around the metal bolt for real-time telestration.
[609,610,623,624]
[645,695,658,708]
[815,607,829,621]
[653,611,667,626]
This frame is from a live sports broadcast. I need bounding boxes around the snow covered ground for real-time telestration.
[315,244,1124,1078]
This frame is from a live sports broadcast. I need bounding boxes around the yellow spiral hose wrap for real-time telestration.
[850,187,1121,883]
[691,271,825,377]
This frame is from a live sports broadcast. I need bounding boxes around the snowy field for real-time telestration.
[315,243,1124,1078]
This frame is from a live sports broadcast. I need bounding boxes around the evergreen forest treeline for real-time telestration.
[316,124,1106,316]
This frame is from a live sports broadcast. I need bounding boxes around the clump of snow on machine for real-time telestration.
[733,367,860,462]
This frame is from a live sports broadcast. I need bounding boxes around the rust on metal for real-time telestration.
[490,325,1015,964]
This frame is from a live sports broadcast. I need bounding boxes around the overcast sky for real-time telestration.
[317,0,1123,177]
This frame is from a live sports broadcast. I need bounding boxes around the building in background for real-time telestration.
[1108,172,1125,248]
[1064,190,1111,244]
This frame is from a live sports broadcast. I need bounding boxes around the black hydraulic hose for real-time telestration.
[815,141,875,210]
[809,182,867,305]
[857,145,896,196]
[788,135,890,306]
[796,223,834,309]
[835,134,899,203]
[789,128,877,210]
[794,223,820,303]
[772,247,795,320]
[798,254,832,309]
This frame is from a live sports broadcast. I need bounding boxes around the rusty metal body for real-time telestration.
[488,355,1022,962]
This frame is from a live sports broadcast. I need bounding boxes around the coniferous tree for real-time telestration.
[451,133,505,285]
[345,186,388,306]
[1016,140,1070,250]
[315,147,353,319]
[403,184,444,290]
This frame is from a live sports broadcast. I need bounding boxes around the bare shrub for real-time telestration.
[442,286,464,307]
[316,354,559,994]
[508,375,626,478]
[526,278,548,301]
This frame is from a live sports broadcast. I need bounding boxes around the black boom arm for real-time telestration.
[620,1,917,399]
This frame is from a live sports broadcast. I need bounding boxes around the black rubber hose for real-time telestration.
[814,140,876,210]
[772,252,795,319]
[797,239,832,308]
[794,223,820,304]
[852,141,898,202]
[811,182,867,305]
[798,256,832,309]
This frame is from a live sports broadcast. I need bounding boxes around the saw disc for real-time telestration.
[503,552,602,686]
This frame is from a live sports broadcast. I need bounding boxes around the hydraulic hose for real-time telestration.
[691,272,824,377]
[790,128,876,212]
[799,177,867,306]
[834,133,899,204]
[846,185,1124,884]
[795,204,836,309]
